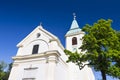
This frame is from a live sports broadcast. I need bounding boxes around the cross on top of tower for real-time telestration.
[38,22,43,29]
[73,13,76,20]
[40,22,42,26]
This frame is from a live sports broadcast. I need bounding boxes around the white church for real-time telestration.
[9,15,95,80]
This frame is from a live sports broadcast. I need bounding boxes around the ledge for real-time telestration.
[12,50,61,60]
[65,31,85,37]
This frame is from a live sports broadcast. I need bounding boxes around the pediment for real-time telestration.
[17,25,64,50]
[17,26,64,55]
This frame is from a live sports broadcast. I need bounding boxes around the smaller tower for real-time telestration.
[65,14,95,80]
[65,13,84,52]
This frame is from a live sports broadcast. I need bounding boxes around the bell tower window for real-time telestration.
[32,45,39,54]
[72,37,77,45]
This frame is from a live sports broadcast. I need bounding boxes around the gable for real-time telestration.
[16,25,64,56]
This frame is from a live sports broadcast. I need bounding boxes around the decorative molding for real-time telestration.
[12,63,19,67]
[12,50,61,63]
[65,31,85,37]
[17,44,23,48]
[22,78,36,80]
[24,67,38,70]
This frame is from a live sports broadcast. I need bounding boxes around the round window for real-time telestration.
[37,33,41,38]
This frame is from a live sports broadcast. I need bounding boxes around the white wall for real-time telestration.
[66,33,84,52]
[55,58,68,80]
[9,57,48,80]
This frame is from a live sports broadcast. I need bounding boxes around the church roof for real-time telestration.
[17,25,64,50]
[70,19,80,30]
[65,16,84,37]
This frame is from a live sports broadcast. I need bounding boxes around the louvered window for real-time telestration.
[72,37,77,45]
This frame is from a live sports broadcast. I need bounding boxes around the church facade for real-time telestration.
[8,16,95,80]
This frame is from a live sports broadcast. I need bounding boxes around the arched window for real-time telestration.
[72,37,77,45]
[32,45,39,54]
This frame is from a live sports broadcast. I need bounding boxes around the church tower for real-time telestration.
[65,14,95,80]
[65,13,84,52]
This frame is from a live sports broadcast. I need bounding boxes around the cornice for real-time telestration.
[65,31,85,37]
[12,50,61,61]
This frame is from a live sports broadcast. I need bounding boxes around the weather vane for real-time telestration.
[73,13,76,20]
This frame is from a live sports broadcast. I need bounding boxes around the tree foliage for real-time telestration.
[0,61,12,80]
[64,19,120,80]
[0,61,7,80]
[107,31,120,79]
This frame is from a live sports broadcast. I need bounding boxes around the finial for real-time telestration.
[40,22,42,26]
[38,22,43,29]
[73,13,76,20]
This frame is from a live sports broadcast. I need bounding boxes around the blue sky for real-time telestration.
[0,0,120,80]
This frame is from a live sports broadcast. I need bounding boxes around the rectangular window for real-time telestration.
[32,45,39,54]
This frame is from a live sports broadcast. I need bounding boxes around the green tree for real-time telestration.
[0,61,12,80]
[0,61,7,80]
[0,61,6,72]
[64,19,120,80]
[107,31,120,79]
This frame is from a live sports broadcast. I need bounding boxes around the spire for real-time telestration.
[70,13,79,30]
[65,13,83,37]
